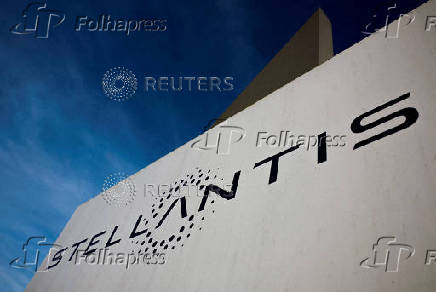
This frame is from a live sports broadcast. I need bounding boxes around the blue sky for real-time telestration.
[0,0,425,290]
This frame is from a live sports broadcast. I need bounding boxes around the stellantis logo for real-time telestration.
[10,2,65,38]
[360,236,415,272]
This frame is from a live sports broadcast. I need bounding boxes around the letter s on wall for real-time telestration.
[351,92,419,150]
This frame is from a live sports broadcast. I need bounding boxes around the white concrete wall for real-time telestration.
[27,1,436,291]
